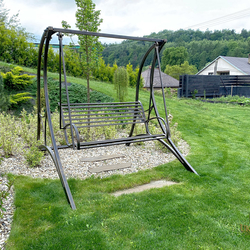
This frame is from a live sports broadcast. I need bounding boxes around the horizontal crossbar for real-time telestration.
[47,27,166,43]
[79,134,167,149]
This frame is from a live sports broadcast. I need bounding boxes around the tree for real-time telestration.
[113,67,129,102]
[75,0,103,103]
[164,61,197,80]
[247,37,250,54]
[0,0,8,24]
[0,0,19,27]
[0,1,37,67]
[161,46,188,71]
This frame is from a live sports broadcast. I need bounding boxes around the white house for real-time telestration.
[197,55,250,75]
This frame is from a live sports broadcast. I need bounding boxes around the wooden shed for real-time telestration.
[142,67,179,89]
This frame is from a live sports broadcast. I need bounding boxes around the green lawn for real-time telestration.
[2,62,250,249]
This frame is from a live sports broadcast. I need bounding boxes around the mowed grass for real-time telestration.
[3,63,250,249]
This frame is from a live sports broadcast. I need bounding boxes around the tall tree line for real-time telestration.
[102,29,250,71]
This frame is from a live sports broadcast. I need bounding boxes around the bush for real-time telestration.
[0,74,10,112]
[24,146,44,168]
[1,66,35,91]
[10,92,32,108]
[0,65,12,73]
[36,78,115,112]
[0,112,20,157]
[0,109,45,165]
[0,25,38,68]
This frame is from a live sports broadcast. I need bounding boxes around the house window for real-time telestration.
[208,72,213,75]
[217,71,229,75]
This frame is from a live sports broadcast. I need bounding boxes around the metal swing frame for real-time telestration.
[37,27,198,210]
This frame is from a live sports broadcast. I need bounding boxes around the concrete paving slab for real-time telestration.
[82,154,125,162]
[89,162,131,173]
[112,180,178,197]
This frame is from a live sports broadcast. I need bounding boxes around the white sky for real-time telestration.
[4,0,250,44]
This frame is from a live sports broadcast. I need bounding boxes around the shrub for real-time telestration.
[1,66,35,91]
[0,74,10,112]
[36,78,115,112]
[24,146,44,168]
[0,65,12,73]
[0,109,45,166]
[10,92,32,108]
[0,112,20,157]
[126,63,143,88]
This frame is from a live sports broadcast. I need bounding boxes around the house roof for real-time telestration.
[141,68,179,88]
[197,55,250,75]
[222,56,250,75]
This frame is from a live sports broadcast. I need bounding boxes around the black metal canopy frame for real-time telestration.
[37,27,198,210]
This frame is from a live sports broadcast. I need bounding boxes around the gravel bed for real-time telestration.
[0,139,189,248]
[0,175,14,250]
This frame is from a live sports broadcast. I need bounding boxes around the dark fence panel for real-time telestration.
[220,86,250,97]
[179,75,250,98]
[179,75,220,98]
[220,75,250,85]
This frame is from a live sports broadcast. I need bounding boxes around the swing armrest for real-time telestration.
[63,123,81,149]
[145,116,169,136]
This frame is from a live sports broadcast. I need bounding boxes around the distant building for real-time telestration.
[141,67,179,89]
[197,55,250,75]
[33,43,80,53]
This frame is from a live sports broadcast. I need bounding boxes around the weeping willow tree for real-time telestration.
[113,67,129,103]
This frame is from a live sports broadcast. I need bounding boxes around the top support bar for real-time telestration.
[45,26,167,43]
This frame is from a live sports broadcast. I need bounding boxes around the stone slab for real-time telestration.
[89,162,131,173]
[82,154,125,162]
[112,180,178,197]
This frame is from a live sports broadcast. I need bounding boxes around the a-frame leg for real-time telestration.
[40,145,76,209]
[158,138,198,175]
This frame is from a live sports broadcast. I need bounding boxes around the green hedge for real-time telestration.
[39,78,115,112]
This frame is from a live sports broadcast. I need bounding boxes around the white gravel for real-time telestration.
[0,139,189,249]
[0,175,14,250]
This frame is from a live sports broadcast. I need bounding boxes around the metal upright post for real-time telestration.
[58,33,76,149]
[40,28,76,209]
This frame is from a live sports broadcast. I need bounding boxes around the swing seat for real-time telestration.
[60,101,169,149]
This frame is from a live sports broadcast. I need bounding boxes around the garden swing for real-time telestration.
[37,27,198,210]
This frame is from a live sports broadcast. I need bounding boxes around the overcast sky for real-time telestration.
[4,0,250,44]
